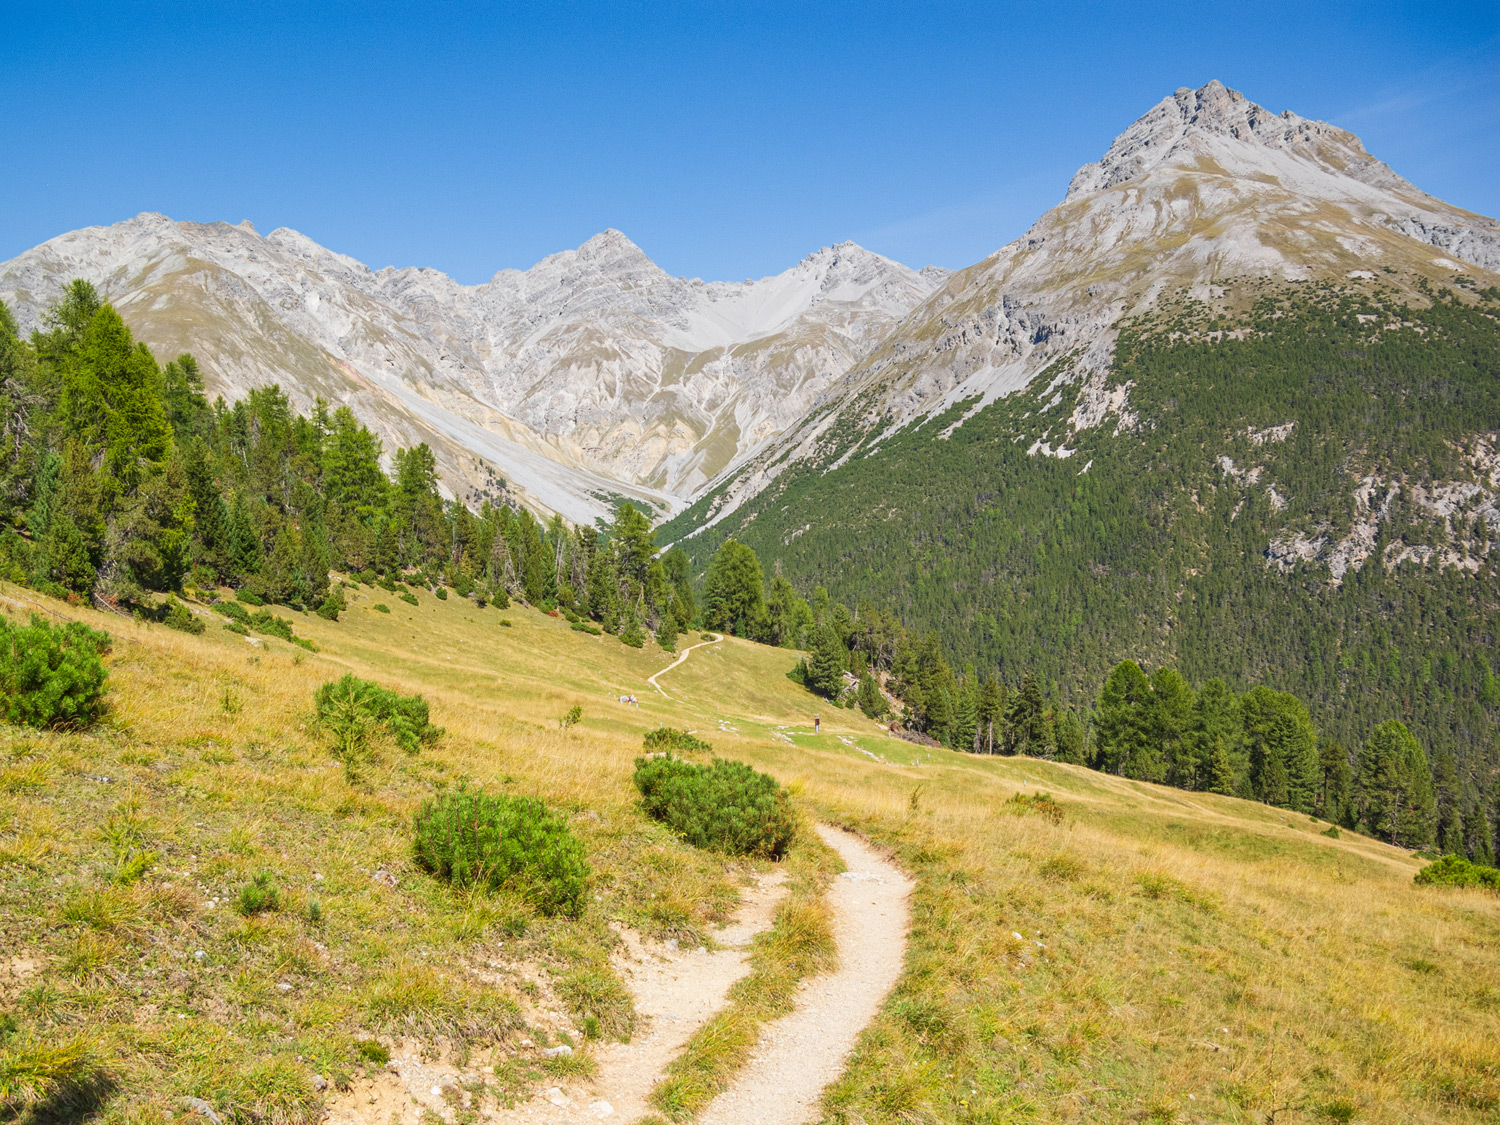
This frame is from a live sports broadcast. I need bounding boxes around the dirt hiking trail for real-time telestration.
[697,824,913,1125]
[497,867,789,1123]
[646,632,722,698]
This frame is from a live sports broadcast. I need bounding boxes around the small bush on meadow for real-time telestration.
[0,614,111,730]
[235,872,281,916]
[1415,854,1500,891]
[162,598,205,635]
[315,587,346,621]
[216,599,249,623]
[234,588,264,606]
[372,603,390,614]
[632,754,796,858]
[412,788,590,916]
[399,592,418,607]
[248,610,295,641]
[1007,791,1065,824]
[643,727,710,753]
[559,705,582,729]
[313,674,441,781]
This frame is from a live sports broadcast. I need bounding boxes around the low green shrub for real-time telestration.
[248,610,295,641]
[559,705,582,729]
[643,727,710,753]
[632,755,796,858]
[0,614,111,730]
[357,569,377,585]
[162,598,205,635]
[372,603,391,614]
[571,621,602,635]
[1415,854,1500,891]
[412,788,590,916]
[1007,791,1065,824]
[435,587,448,601]
[313,674,441,773]
[399,592,419,607]
[216,599,249,623]
[234,588,264,606]
[315,588,346,622]
[235,872,281,915]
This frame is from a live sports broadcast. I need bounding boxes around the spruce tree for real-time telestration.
[226,492,262,579]
[807,621,846,699]
[1095,660,1151,775]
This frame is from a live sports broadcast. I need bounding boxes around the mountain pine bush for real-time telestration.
[632,754,796,858]
[1414,854,1500,891]
[642,727,710,752]
[412,789,589,915]
[0,614,110,729]
[313,673,441,760]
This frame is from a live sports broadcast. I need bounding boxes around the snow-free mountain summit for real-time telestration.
[0,220,946,524]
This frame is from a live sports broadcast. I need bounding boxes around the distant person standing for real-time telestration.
[814,713,820,734]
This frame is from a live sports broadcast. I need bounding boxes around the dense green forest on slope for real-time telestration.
[663,280,1500,783]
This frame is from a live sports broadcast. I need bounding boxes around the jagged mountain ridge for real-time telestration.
[681,80,1500,536]
[0,216,945,524]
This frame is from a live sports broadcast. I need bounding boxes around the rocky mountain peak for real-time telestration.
[1064,79,1404,201]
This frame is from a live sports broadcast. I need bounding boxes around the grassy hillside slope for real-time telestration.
[1,579,1496,1124]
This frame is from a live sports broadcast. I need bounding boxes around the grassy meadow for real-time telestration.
[1,578,1497,1124]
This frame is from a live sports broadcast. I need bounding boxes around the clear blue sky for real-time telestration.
[3,1,1497,284]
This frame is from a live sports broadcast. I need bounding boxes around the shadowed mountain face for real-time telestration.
[0,217,944,524]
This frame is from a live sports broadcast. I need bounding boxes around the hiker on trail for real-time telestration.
[814,714,820,734]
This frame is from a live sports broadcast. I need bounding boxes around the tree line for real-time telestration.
[698,533,1496,862]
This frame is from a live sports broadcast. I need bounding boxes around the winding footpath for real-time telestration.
[646,632,722,698]
[697,825,913,1125]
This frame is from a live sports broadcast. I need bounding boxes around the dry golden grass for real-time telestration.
[2,579,1497,1124]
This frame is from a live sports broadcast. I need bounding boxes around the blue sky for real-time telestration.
[2,1,1497,283]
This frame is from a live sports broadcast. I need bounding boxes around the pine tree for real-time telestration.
[618,605,646,649]
[260,523,299,605]
[1204,734,1236,796]
[951,675,979,752]
[1189,678,1242,793]
[1008,673,1048,757]
[656,613,678,652]
[857,672,887,720]
[1054,708,1087,765]
[702,539,766,636]
[1359,720,1436,847]
[1148,667,1195,786]
[226,492,262,578]
[1095,660,1151,775]
[807,621,846,699]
